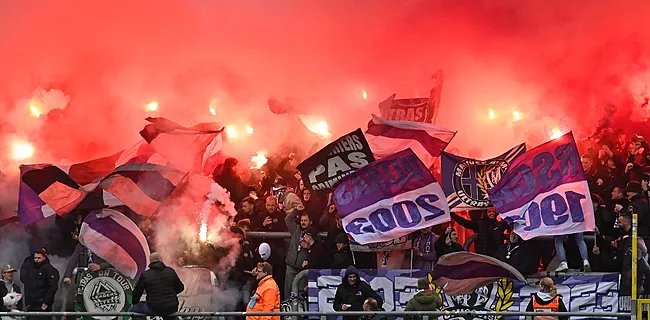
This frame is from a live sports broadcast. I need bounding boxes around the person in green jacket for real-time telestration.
[405,278,443,320]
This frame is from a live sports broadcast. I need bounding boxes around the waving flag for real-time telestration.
[377,70,445,124]
[333,148,450,245]
[18,142,167,222]
[487,132,595,240]
[139,117,224,175]
[429,251,526,295]
[79,208,150,279]
[365,114,456,167]
[441,143,526,210]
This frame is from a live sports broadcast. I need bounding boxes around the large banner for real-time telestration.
[308,269,621,320]
[333,148,450,245]
[441,143,526,210]
[488,132,595,240]
[378,70,444,124]
[297,128,375,191]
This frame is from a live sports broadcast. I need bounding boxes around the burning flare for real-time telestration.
[250,151,268,169]
[29,104,41,118]
[199,221,208,242]
[226,125,238,138]
[550,128,564,140]
[512,110,522,121]
[362,90,368,100]
[12,139,34,160]
[146,101,159,112]
[209,108,217,116]
[246,125,254,135]
[488,109,495,120]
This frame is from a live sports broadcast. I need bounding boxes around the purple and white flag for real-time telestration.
[333,148,450,245]
[488,132,595,240]
[79,208,151,279]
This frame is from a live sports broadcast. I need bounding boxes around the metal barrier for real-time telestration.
[0,310,633,318]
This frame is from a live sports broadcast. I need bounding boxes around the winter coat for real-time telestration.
[628,194,650,238]
[63,244,112,279]
[305,241,329,270]
[495,240,539,276]
[451,212,508,257]
[434,235,464,258]
[285,209,308,269]
[0,280,23,311]
[246,275,280,320]
[525,292,568,320]
[23,259,59,308]
[332,247,354,270]
[132,261,184,315]
[405,290,443,320]
[333,266,383,320]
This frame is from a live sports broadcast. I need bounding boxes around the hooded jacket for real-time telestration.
[132,261,184,315]
[333,266,383,320]
[525,292,567,320]
[23,257,59,308]
[405,290,442,319]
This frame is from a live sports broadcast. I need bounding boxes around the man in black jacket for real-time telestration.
[0,265,23,311]
[450,209,508,258]
[63,243,113,285]
[131,252,184,319]
[333,266,383,320]
[22,248,59,317]
[301,228,329,270]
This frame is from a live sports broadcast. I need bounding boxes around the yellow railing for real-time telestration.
[633,213,650,319]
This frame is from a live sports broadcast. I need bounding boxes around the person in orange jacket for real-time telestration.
[247,261,281,320]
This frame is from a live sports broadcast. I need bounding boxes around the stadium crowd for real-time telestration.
[1,128,649,319]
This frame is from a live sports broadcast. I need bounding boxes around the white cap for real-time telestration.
[259,243,271,261]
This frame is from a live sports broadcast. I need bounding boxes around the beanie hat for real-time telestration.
[627,181,643,194]
[417,278,430,290]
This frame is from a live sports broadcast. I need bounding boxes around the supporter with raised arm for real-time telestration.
[333,266,383,320]
[450,209,507,258]
[496,231,539,276]
[434,226,464,258]
[284,205,310,299]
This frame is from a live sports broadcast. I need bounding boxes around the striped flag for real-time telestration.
[365,114,456,167]
[18,142,161,223]
[79,208,150,279]
[429,251,526,295]
[99,163,186,217]
[139,117,224,174]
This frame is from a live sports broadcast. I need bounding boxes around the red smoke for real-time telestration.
[0,0,649,168]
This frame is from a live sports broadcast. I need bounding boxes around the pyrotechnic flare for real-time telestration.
[199,219,208,242]
[512,110,522,121]
[29,104,40,118]
[11,139,34,160]
[488,109,495,120]
[209,108,217,116]
[226,126,237,138]
[250,151,268,169]
[362,90,368,100]
[146,101,159,112]
[550,128,564,140]
[246,125,254,135]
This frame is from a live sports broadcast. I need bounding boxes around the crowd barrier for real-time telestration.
[0,310,633,318]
